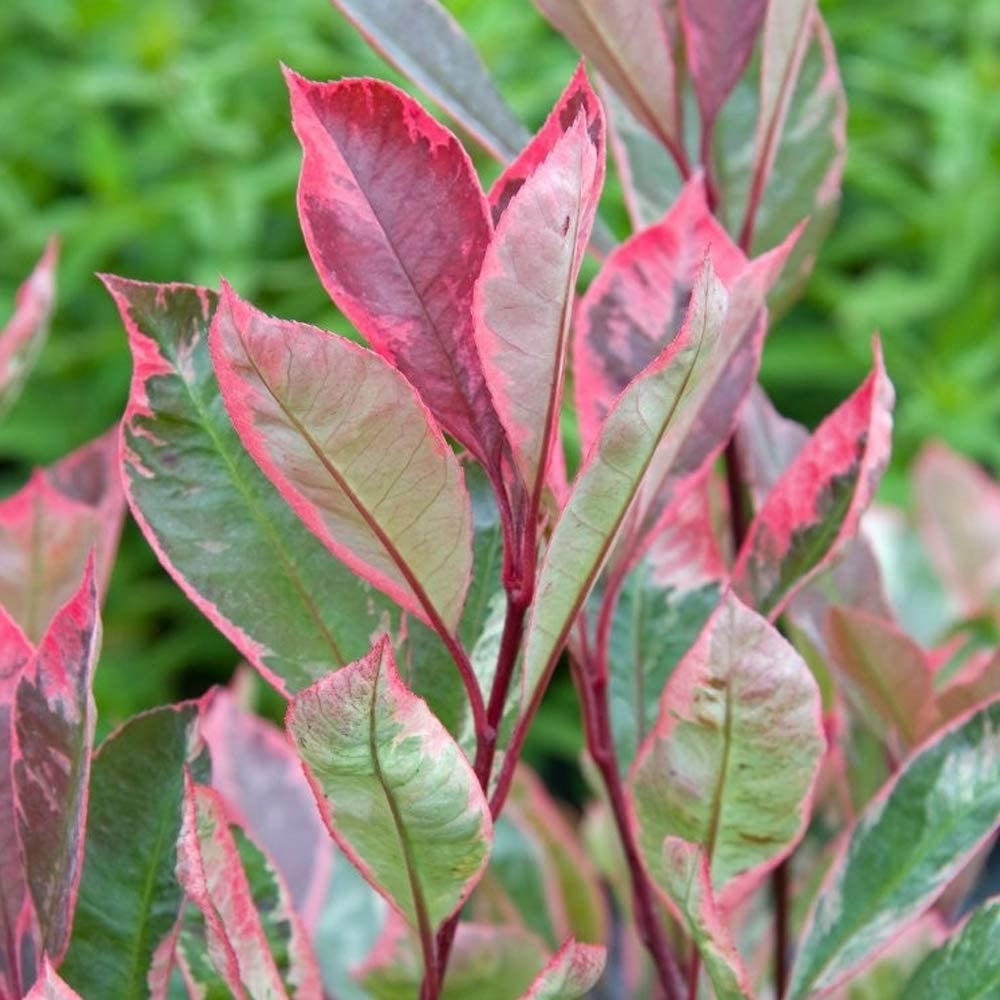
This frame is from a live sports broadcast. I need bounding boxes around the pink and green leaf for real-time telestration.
[211,285,473,635]
[111,276,396,694]
[787,698,1000,999]
[519,938,605,999]
[629,593,825,909]
[732,338,895,620]
[936,650,1000,725]
[0,239,58,418]
[286,638,492,930]
[61,701,210,999]
[287,70,507,475]
[660,838,753,1000]
[13,559,100,964]
[23,958,83,1000]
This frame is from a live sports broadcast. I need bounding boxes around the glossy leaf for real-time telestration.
[211,285,472,635]
[328,0,529,160]
[0,429,123,644]
[787,699,1000,999]
[519,938,605,999]
[23,959,83,1000]
[0,239,57,418]
[287,70,506,474]
[201,687,334,930]
[475,94,603,512]
[732,339,894,620]
[630,593,825,909]
[176,778,321,999]
[287,638,492,930]
[61,702,209,999]
[13,561,100,964]
[660,838,752,1000]
[904,897,1000,999]
[111,277,394,694]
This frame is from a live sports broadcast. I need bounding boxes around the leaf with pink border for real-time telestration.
[732,338,894,621]
[629,593,825,911]
[937,650,1000,725]
[519,937,605,999]
[0,239,58,418]
[23,958,83,1000]
[286,638,492,932]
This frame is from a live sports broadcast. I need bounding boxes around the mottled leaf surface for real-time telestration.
[630,594,824,909]
[211,286,472,634]
[61,702,209,999]
[519,938,605,999]
[287,639,491,930]
[788,699,1000,999]
[112,277,393,694]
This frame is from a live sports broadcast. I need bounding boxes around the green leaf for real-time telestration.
[109,277,396,695]
[286,638,492,932]
[629,593,824,909]
[61,702,209,999]
[787,699,1000,999]
[519,938,605,999]
[904,898,1000,1000]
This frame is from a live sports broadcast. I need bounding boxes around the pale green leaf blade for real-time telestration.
[519,938,606,999]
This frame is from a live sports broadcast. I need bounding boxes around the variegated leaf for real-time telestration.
[519,938,605,1000]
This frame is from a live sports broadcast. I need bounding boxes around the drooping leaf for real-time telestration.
[732,339,894,620]
[629,593,825,909]
[13,560,100,964]
[519,938,606,1000]
[825,607,940,752]
[327,0,530,160]
[23,958,83,1000]
[110,276,395,694]
[61,702,210,999]
[903,897,1000,999]
[787,699,1000,999]
[0,239,58,418]
[913,441,1000,618]
[201,688,334,930]
[358,916,549,1000]
[287,70,507,475]
[286,638,492,931]
[211,285,473,635]
[0,429,123,644]
[175,778,321,999]
[474,91,603,513]
[678,0,767,138]
[573,176,745,455]
[660,838,752,1000]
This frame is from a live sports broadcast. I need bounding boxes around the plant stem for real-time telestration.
[772,858,790,998]
[687,947,701,1000]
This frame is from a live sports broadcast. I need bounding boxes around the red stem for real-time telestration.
[772,859,790,998]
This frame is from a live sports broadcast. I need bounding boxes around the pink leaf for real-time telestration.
[732,338,895,620]
[287,69,508,474]
[23,957,83,1000]
[0,429,123,644]
[13,558,100,965]
[679,0,768,137]
[474,82,604,519]
[937,651,1000,725]
[210,284,473,634]
[0,239,58,416]
[519,937,606,999]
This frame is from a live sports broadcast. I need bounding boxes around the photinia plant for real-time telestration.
[1,1,998,998]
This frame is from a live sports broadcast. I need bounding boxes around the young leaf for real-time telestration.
[519,938,606,1000]
[176,777,321,999]
[679,0,767,140]
[328,0,530,161]
[0,429,123,644]
[286,638,492,931]
[201,687,334,930]
[474,95,603,516]
[660,838,752,1000]
[629,593,824,909]
[23,958,83,1000]
[903,897,999,999]
[287,70,507,474]
[14,560,100,964]
[211,285,473,635]
[60,702,209,999]
[110,276,395,694]
[573,176,745,455]
[0,239,58,418]
[787,699,1000,999]
[732,338,894,620]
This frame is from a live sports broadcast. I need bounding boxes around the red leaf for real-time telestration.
[287,69,507,475]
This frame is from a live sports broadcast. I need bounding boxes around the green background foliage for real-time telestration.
[1,0,997,738]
